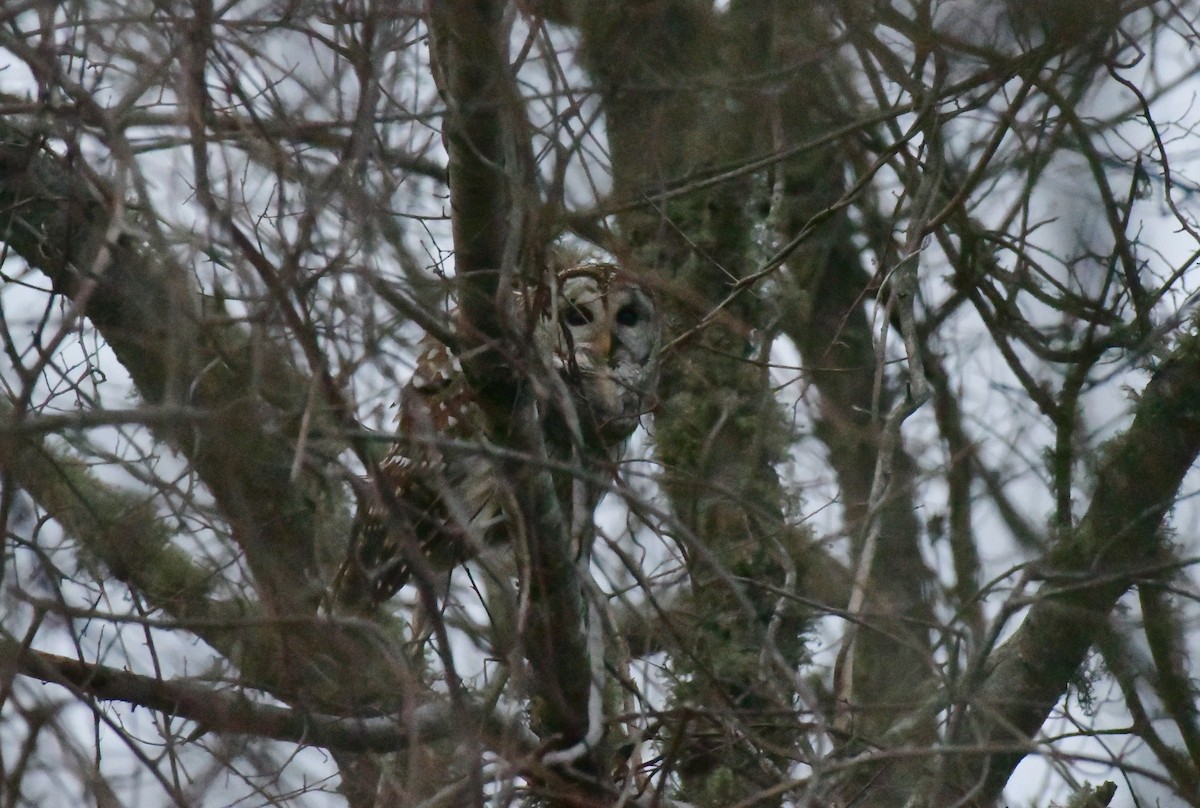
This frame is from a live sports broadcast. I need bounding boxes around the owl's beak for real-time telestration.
[592,329,612,362]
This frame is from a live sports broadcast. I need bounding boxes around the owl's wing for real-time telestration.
[334,339,505,611]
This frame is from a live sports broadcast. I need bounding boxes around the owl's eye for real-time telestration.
[564,303,593,327]
[615,304,640,327]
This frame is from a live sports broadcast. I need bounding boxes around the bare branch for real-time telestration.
[2,638,532,755]
[941,325,1200,801]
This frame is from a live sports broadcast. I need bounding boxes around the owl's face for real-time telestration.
[537,264,660,445]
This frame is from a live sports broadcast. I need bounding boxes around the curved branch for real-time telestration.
[940,326,1200,801]
[3,638,531,755]
[0,397,419,712]
[0,130,337,610]
[0,132,429,715]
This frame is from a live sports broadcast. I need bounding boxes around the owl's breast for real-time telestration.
[574,355,657,444]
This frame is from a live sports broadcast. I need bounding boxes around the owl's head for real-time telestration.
[536,262,660,445]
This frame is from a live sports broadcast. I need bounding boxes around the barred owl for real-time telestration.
[335,262,660,610]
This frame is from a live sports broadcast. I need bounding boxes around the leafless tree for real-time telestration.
[2,1,1200,806]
